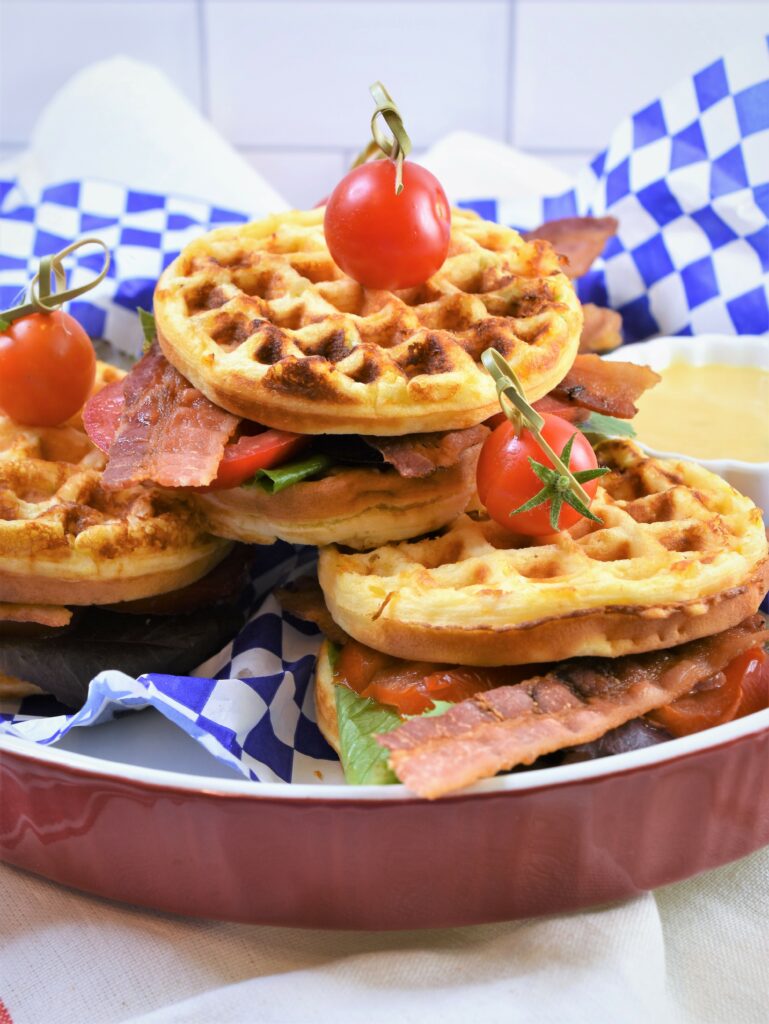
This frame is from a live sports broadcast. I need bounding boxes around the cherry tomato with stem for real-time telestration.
[324,160,451,290]
[476,413,604,536]
[0,311,96,426]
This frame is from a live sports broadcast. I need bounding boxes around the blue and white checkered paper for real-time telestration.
[461,36,769,341]
[0,41,768,784]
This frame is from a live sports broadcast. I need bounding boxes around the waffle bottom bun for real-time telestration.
[319,441,769,665]
[194,450,479,550]
[314,640,341,755]
[0,360,233,607]
[0,542,231,607]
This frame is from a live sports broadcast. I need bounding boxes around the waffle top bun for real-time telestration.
[319,441,769,665]
[154,208,582,435]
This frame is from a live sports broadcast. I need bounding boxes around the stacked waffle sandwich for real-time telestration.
[82,203,768,796]
[86,207,584,548]
[0,362,245,705]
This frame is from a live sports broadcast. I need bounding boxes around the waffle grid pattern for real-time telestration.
[154,209,581,431]
[320,441,768,632]
[0,364,227,598]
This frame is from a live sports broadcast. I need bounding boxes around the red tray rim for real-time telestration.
[2,707,768,802]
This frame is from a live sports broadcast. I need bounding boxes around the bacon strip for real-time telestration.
[102,346,239,489]
[524,216,618,279]
[378,618,769,798]
[277,577,350,645]
[0,603,72,628]
[579,304,623,354]
[550,353,660,420]
[364,425,489,479]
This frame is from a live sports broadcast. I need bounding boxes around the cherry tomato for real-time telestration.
[205,428,310,490]
[324,160,451,290]
[476,413,601,536]
[0,311,96,426]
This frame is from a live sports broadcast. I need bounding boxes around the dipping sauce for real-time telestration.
[633,361,769,463]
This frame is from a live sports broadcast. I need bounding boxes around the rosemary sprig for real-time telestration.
[350,81,412,194]
[481,348,609,529]
[0,238,111,332]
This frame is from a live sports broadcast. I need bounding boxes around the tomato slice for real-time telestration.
[204,428,310,490]
[733,648,769,719]
[647,647,769,737]
[335,640,516,716]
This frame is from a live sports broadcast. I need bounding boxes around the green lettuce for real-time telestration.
[580,412,636,441]
[138,308,156,352]
[334,687,454,786]
[242,453,334,494]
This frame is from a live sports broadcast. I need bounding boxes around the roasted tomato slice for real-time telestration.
[733,648,769,719]
[335,640,511,716]
[647,647,769,737]
[204,428,310,490]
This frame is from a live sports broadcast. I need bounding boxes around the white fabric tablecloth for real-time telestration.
[1,851,768,1024]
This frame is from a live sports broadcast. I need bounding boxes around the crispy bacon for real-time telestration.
[579,304,623,354]
[524,216,618,279]
[102,346,239,489]
[551,353,660,420]
[277,577,350,645]
[364,425,489,479]
[0,603,72,628]
[378,617,769,798]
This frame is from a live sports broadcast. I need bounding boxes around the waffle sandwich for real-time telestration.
[288,442,769,797]
[87,207,588,550]
[0,363,244,706]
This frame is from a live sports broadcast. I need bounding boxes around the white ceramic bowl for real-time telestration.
[605,334,769,518]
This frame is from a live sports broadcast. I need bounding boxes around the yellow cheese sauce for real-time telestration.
[633,361,769,463]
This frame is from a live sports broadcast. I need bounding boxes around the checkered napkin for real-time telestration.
[0,40,768,785]
[457,35,769,341]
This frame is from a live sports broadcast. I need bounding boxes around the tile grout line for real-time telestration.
[506,0,516,146]
[196,0,210,116]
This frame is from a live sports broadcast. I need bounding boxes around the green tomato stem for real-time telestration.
[481,348,593,507]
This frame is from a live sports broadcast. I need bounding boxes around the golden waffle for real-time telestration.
[154,208,582,435]
[194,448,479,550]
[319,441,769,665]
[0,362,232,606]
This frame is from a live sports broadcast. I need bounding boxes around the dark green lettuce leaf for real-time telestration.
[243,453,334,494]
[580,412,636,441]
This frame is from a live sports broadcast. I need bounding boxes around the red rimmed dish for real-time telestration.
[2,707,768,930]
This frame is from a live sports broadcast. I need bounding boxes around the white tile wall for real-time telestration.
[0,0,767,206]
[513,0,769,152]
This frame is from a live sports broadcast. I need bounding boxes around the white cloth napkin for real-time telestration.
[2,851,768,1024]
[1,58,767,1024]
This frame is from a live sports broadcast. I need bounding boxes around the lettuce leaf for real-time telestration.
[242,453,334,494]
[138,308,156,352]
[334,686,453,786]
[580,412,636,441]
